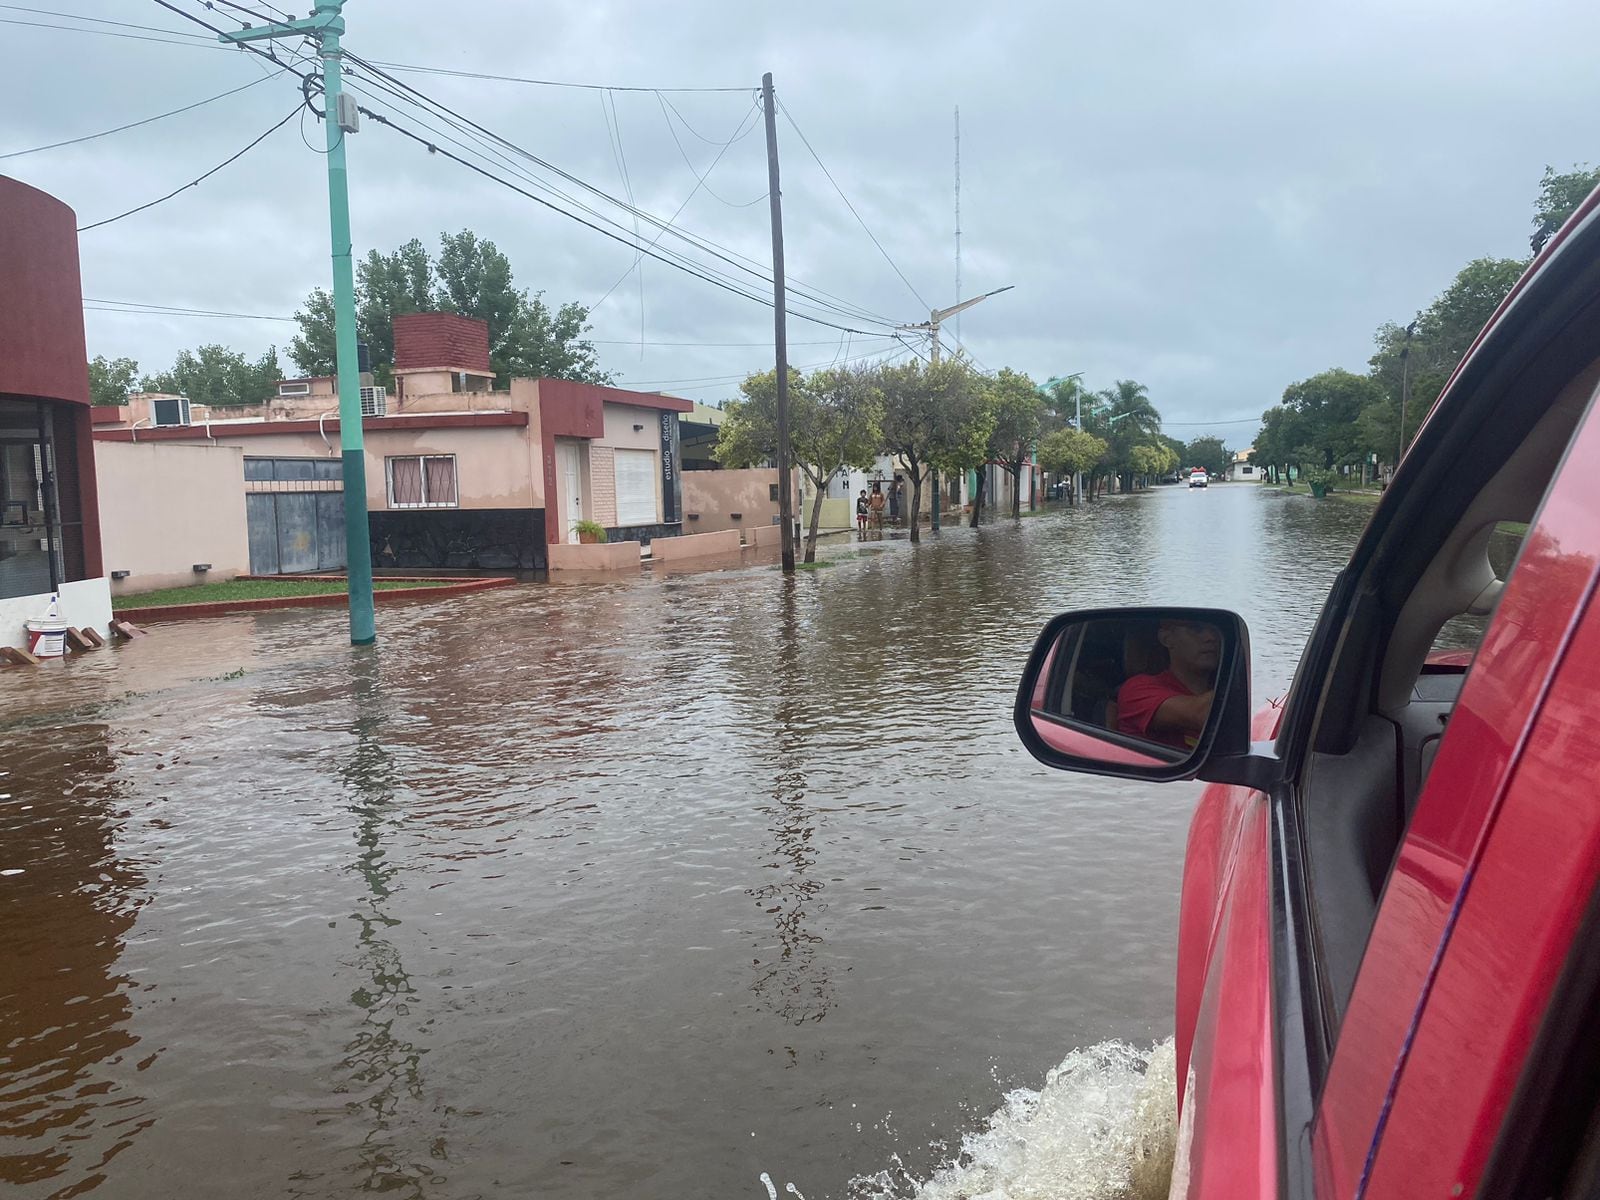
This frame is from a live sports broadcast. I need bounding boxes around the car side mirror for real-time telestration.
[1013,607,1254,783]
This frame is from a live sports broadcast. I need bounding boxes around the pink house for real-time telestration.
[91,314,692,582]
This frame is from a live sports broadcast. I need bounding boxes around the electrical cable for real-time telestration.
[348,98,890,337]
[1,3,208,35]
[0,14,212,47]
[364,59,750,94]
[347,56,897,329]
[777,96,931,311]
[654,91,767,208]
[76,104,299,232]
[0,71,279,159]
[590,97,762,310]
[339,52,905,330]
[84,298,297,321]
[620,343,909,388]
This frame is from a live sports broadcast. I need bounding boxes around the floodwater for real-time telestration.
[1,484,1371,1200]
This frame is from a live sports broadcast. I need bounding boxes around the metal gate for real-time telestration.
[244,458,345,575]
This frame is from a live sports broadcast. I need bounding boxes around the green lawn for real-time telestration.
[113,578,452,610]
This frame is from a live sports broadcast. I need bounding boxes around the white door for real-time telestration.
[557,440,583,543]
[613,448,657,527]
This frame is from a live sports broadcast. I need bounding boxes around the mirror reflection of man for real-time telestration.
[1116,620,1220,749]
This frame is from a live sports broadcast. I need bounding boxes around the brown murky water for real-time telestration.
[0,486,1371,1199]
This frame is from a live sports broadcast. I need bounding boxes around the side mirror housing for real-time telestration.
[1013,606,1257,784]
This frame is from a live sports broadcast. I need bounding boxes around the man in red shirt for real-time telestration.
[1116,620,1220,750]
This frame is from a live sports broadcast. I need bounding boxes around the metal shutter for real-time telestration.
[613,449,657,526]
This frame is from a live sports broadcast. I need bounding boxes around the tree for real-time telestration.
[971,368,1045,524]
[1036,428,1108,505]
[1184,435,1230,478]
[1368,256,1526,449]
[88,355,140,406]
[1277,368,1386,472]
[1086,379,1163,493]
[142,344,283,407]
[290,229,610,387]
[877,359,992,542]
[715,365,882,563]
[1531,164,1600,254]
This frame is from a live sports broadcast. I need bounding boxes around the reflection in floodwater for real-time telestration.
[0,728,153,1197]
[749,584,833,1030]
[330,653,438,1196]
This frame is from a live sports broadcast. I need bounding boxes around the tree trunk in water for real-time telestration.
[804,484,825,563]
[1010,465,1023,517]
[969,467,986,528]
[908,472,923,543]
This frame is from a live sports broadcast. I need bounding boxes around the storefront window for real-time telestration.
[0,399,80,600]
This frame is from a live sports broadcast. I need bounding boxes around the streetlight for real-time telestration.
[898,285,1015,529]
[1396,319,1418,473]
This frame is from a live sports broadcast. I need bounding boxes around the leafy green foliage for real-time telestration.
[141,344,283,407]
[1036,428,1108,478]
[290,229,609,387]
[715,364,883,560]
[1184,436,1230,478]
[88,355,140,406]
[1531,164,1600,254]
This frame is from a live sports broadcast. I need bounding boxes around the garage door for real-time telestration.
[614,449,657,526]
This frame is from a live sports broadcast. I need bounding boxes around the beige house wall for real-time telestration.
[94,441,250,595]
[124,425,540,513]
[682,468,780,536]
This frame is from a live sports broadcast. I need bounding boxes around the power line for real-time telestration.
[0,13,212,47]
[0,4,212,36]
[339,52,905,330]
[1,72,278,159]
[345,56,900,329]
[1159,416,1266,427]
[591,98,763,310]
[350,96,887,336]
[619,343,910,388]
[77,104,300,232]
[83,298,298,322]
[777,96,931,311]
[365,59,750,94]
[654,91,767,208]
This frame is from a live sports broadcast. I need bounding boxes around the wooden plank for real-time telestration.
[0,646,40,666]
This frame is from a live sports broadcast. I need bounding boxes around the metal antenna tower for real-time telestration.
[954,106,961,341]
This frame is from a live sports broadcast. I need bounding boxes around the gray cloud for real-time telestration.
[6,0,1598,438]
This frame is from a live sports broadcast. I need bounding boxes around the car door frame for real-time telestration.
[1249,185,1600,1198]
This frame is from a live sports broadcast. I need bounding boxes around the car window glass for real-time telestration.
[1428,521,1528,662]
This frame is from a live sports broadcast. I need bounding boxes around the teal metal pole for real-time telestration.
[317,6,375,645]
[220,1,374,646]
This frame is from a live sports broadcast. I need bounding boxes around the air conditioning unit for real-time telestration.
[360,386,386,417]
[151,396,191,426]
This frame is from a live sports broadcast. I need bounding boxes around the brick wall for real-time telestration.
[589,444,617,525]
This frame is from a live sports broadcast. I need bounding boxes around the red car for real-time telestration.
[1015,186,1600,1199]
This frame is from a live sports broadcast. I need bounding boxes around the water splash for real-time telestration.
[846,1038,1177,1200]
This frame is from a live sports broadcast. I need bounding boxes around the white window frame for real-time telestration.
[278,382,312,396]
[385,454,459,509]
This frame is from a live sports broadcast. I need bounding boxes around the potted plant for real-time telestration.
[1302,466,1335,498]
[575,519,608,545]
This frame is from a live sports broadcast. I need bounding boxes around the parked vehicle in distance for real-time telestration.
[1188,469,1208,488]
[1014,186,1600,1198]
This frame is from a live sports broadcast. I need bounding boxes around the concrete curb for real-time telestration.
[113,577,516,624]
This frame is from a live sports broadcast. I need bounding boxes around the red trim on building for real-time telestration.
[70,406,103,577]
[92,410,529,442]
[534,379,692,546]
[0,178,89,406]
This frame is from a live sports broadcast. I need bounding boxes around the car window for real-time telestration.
[1427,521,1529,664]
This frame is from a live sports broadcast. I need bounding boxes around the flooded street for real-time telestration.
[1,485,1370,1199]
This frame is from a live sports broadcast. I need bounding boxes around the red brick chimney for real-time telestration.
[391,313,494,403]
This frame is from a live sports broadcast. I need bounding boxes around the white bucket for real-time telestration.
[25,619,69,659]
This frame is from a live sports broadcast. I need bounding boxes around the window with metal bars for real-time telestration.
[385,455,458,508]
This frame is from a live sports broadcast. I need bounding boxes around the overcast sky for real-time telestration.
[5,0,1599,441]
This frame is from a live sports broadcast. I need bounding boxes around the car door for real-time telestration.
[1312,393,1600,1197]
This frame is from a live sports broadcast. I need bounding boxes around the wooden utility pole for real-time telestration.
[762,72,795,574]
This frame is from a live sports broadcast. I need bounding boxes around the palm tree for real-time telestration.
[1088,380,1163,492]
